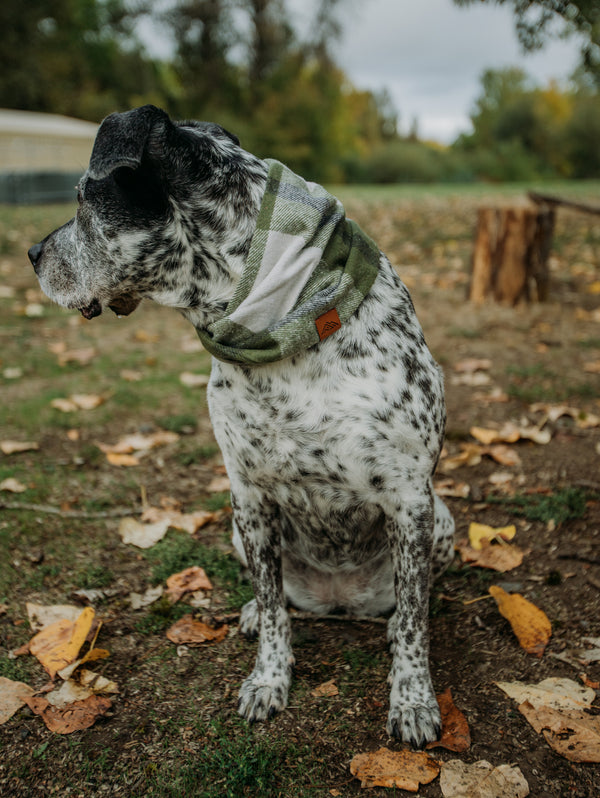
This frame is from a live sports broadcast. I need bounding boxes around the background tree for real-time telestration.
[453,1,600,84]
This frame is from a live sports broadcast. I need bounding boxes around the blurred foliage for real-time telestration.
[454,1,600,86]
[0,1,599,182]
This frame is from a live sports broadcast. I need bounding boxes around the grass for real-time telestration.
[487,487,593,524]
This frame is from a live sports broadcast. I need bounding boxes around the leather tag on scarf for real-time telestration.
[315,308,342,341]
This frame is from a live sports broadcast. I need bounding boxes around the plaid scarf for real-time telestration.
[196,160,380,365]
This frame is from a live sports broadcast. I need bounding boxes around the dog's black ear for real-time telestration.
[88,105,171,180]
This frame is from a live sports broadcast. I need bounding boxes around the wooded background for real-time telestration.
[0,0,598,183]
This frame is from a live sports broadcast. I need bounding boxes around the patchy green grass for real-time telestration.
[487,487,593,525]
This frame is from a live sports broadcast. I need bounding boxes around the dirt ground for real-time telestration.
[0,188,599,796]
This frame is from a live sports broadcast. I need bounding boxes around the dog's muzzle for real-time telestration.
[28,242,43,274]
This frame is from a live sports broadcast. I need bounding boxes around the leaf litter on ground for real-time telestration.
[489,585,552,657]
[496,677,600,763]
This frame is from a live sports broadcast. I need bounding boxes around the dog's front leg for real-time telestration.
[384,487,441,748]
[233,490,293,723]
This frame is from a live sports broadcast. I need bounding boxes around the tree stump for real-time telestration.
[468,202,555,304]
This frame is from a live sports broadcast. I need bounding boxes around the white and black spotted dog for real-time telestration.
[29,105,455,748]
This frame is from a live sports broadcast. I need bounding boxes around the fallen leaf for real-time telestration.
[51,394,105,413]
[485,444,522,467]
[456,539,527,572]
[440,444,482,472]
[471,422,551,446]
[583,359,600,374]
[99,431,179,455]
[120,369,143,381]
[349,747,439,791]
[473,387,510,404]
[106,452,140,466]
[0,478,27,493]
[496,677,595,712]
[23,693,112,734]
[45,671,118,708]
[207,475,231,493]
[311,679,339,698]
[451,372,491,387]
[440,759,529,798]
[141,506,219,535]
[1,440,39,455]
[27,603,83,632]
[468,523,516,550]
[426,688,471,753]
[470,424,520,445]
[166,567,213,603]
[29,607,95,678]
[54,346,97,367]
[118,517,170,549]
[530,402,600,429]
[0,677,35,724]
[519,701,600,763]
[434,478,471,499]
[130,585,164,610]
[454,358,492,373]
[179,372,210,388]
[134,329,159,343]
[166,616,228,646]
[489,586,551,657]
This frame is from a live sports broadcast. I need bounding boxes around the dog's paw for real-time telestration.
[386,702,442,749]
[239,599,260,638]
[238,669,290,722]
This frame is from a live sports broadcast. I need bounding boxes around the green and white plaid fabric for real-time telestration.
[196,159,380,365]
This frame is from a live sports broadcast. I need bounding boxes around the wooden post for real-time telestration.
[468,202,555,304]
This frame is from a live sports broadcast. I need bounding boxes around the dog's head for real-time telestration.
[28,105,261,321]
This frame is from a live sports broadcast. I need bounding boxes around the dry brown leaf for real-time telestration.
[23,693,112,734]
[440,759,529,798]
[470,424,521,445]
[489,586,551,657]
[457,539,527,572]
[0,477,27,493]
[207,475,231,493]
[98,431,179,455]
[496,677,595,712]
[141,506,219,535]
[118,517,170,549]
[1,440,39,455]
[471,422,551,446]
[349,747,439,791]
[105,452,140,467]
[518,701,600,762]
[426,688,471,753]
[583,359,600,374]
[130,585,164,610]
[166,567,213,603]
[29,607,95,678]
[55,347,97,367]
[311,679,339,698]
[434,479,471,499]
[0,677,35,724]
[440,444,482,472]
[468,523,516,551]
[485,444,522,467]
[166,616,228,646]
[454,358,492,373]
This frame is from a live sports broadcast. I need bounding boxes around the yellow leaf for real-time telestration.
[468,522,516,550]
[29,607,95,678]
[489,586,551,657]
[350,747,439,791]
[106,452,140,467]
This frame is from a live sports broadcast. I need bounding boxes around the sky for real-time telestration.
[138,0,583,144]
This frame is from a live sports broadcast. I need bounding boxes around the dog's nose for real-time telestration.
[28,242,43,271]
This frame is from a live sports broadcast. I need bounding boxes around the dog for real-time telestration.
[29,105,455,748]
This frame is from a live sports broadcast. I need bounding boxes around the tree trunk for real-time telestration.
[468,203,555,304]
